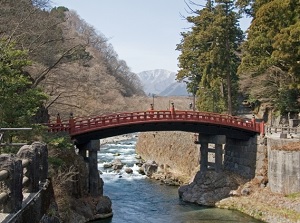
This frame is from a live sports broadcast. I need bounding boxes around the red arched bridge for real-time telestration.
[47,109,264,144]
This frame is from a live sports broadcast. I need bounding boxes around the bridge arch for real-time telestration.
[47,110,264,200]
[48,110,263,144]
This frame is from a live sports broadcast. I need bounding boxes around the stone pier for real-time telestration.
[76,140,103,197]
[198,134,226,173]
[224,135,266,179]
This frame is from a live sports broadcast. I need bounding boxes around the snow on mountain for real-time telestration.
[159,82,188,96]
[137,69,189,96]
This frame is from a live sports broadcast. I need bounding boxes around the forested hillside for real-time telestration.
[2,0,300,129]
[177,0,300,119]
[0,0,145,128]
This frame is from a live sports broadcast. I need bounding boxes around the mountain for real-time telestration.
[159,82,189,96]
[137,69,189,96]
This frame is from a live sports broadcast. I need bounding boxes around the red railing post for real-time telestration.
[69,112,75,133]
[55,113,62,131]
[251,115,256,131]
[148,104,154,120]
[87,118,91,128]
[56,113,61,124]
[149,104,154,111]
[170,102,175,118]
[260,121,265,135]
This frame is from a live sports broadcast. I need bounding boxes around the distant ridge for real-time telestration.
[137,69,189,96]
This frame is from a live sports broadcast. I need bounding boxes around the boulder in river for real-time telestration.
[125,167,133,174]
[138,167,145,175]
[112,159,124,170]
[135,154,142,159]
[142,160,158,177]
[103,163,113,169]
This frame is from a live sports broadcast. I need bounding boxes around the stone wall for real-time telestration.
[224,135,267,179]
[135,131,199,183]
[267,138,300,194]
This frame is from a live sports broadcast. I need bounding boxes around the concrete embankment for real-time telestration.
[267,138,300,194]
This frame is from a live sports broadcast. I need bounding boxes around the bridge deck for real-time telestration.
[48,110,263,137]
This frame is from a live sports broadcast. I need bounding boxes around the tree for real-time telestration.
[177,0,243,114]
[0,0,145,121]
[0,40,47,127]
[238,0,300,114]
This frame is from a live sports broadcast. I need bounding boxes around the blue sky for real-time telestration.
[52,1,250,74]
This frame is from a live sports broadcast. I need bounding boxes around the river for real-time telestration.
[94,135,263,223]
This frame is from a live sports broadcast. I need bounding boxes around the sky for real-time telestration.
[52,0,251,74]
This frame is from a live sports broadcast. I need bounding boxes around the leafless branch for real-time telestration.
[31,44,81,88]
[51,101,81,109]
[45,92,63,109]
[184,0,205,15]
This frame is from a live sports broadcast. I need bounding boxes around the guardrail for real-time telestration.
[265,125,300,136]
[0,128,32,147]
[47,110,264,135]
[0,142,48,213]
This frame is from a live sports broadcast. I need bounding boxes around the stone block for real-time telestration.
[288,176,300,194]
[198,135,226,145]
[280,133,287,139]
[268,139,300,194]
[289,119,300,127]
[257,144,266,153]
[88,140,100,151]
[234,163,238,169]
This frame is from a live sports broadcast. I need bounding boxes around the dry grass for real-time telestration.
[272,142,300,151]
[52,166,78,191]
[217,183,300,222]
[52,166,79,214]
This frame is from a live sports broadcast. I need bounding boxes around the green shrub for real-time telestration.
[48,157,64,167]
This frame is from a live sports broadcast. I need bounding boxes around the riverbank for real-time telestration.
[97,136,262,223]
[217,183,300,223]
[100,134,138,145]
[135,131,300,223]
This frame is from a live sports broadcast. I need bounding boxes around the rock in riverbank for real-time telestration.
[178,170,246,206]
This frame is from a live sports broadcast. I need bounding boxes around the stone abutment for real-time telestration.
[267,138,300,194]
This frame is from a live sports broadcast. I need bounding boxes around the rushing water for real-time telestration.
[94,135,263,223]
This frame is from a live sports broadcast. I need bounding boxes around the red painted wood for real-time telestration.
[47,110,262,135]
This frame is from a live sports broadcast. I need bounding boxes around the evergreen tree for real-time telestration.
[177,0,243,114]
[238,0,300,114]
[0,40,48,127]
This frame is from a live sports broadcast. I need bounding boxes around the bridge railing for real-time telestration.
[47,110,263,135]
[265,125,299,135]
[0,128,32,147]
[0,142,48,213]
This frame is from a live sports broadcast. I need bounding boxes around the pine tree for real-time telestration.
[177,0,243,114]
[238,0,300,114]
